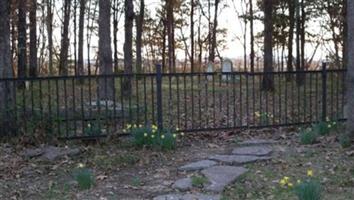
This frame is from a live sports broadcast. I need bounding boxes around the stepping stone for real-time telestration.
[201,166,248,192]
[153,193,221,200]
[232,146,273,156]
[239,139,277,146]
[172,178,193,191]
[178,160,217,171]
[209,155,271,165]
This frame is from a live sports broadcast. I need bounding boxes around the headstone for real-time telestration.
[207,62,214,81]
[222,59,233,81]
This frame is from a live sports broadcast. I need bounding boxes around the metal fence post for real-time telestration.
[321,62,327,122]
[156,64,163,130]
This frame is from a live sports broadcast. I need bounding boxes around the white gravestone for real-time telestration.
[222,59,233,81]
[207,62,214,81]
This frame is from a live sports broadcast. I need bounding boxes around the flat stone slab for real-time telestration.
[201,166,248,192]
[232,146,273,156]
[153,193,220,200]
[21,146,81,161]
[239,139,277,146]
[209,155,271,165]
[178,160,217,171]
[172,178,193,191]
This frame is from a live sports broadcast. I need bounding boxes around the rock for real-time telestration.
[238,139,277,146]
[201,166,248,192]
[232,146,273,156]
[172,178,193,191]
[178,160,217,171]
[153,193,220,200]
[21,146,80,161]
[41,146,80,161]
[209,155,271,165]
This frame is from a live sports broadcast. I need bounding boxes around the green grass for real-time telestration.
[72,168,95,190]
[300,128,318,145]
[294,179,322,200]
[191,175,208,188]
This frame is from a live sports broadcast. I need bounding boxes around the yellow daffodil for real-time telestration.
[88,123,91,128]
[152,125,158,130]
[161,135,165,139]
[133,124,137,128]
[123,129,127,133]
[284,176,290,183]
[78,163,85,168]
[180,132,185,136]
[255,111,261,117]
[173,134,177,138]
[127,124,131,129]
[139,124,143,128]
[176,127,180,131]
[279,179,286,186]
[151,135,155,138]
[288,182,293,188]
[144,133,148,137]
[297,180,302,184]
[307,169,313,177]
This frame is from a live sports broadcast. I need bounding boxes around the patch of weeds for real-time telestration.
[191,175,208,188]
[45,182,71,200]
[125,124,183,150]
[131,177,142,187]
[84,121,102,136]
[255,111,274,125]
[312,120,337,136]
[94,154,139,170]
[339,134,351,148]
[294,179,321,200]
[300,128,318,145]
[72,168,95,190]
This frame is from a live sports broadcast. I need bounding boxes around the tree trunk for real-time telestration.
[98,0,114,100]
[287,0,295,80]
[343,0,348,69]
[123,0,134,96]
[78,0,86,77]
[17,0,27,87]
[167,0,175,72]
[135,0,144,74]
[59,0,72,75]
[209,0,219,63]
[250,0,255,73]
[295,0,303,85]
[113,0,119,73]
[29,0,37,77]
[262,0,274,91]
[300,0,305,71]
[0,0,16,134]
[346,0,354,140]
[190,0,195,73]
[46,0,54,75]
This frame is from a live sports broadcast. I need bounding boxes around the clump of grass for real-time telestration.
[84,121,102,136]
[73,168,95,190]
[294,179,322,200]
[125,124,183,150]
[300,128,318,145]
[339,134,351,148]
[312,121,337,136]
[191,175,208,188]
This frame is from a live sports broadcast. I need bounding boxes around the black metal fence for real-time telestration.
[0,64,346,139]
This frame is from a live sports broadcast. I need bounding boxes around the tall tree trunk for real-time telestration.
[343,0,348,69]
[295,0,302,85]
[123,0,134,96]
[98,0,114,100]
[113,0,119,73]
[287,0,295,79]
[30,0,37,77]
[17,0,27,87]
[209,0,219,63]
[78,0,86,77]
[190,0,195,73]
[346,0,354,140]
[262,0,274,91]
[46,0,54,75]
[73,0,77,75]
[300,0,305,71]
[0,0,16,134]
[135,0,144,74]
[59,0,72,75]
[198,12,202,71]
[167,0,175,72]
[250,0,255,73]
[162,19,167,72]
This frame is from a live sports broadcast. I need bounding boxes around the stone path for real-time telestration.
[154,139,277,200]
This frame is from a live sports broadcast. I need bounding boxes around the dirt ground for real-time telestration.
[0,127,353,200]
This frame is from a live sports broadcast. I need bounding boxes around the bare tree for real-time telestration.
[98,0,114,100]
[123,0,134,96]
[262,0,274,91]
[0,0,16,133]
[136,0,145,74]
[17,0,27,87]
[46,0,54,75]
[78,0,86,77]
[346,0,354,141]
[59,0,72,75]
[30,0,37,77]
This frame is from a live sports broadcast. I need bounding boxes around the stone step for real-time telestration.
[209,155,271,165]
[153,193,221,200]
[178,160,218,172]
[232,146,273,156]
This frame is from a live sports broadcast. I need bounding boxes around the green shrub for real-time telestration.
[126,124,182,150]
[300,128,318,145]
[294,179,322,200]
[191,175,208,188]
[73,168,95,190]
[339,134,351,148]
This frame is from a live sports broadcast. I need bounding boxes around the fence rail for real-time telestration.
[0,64,347,139]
